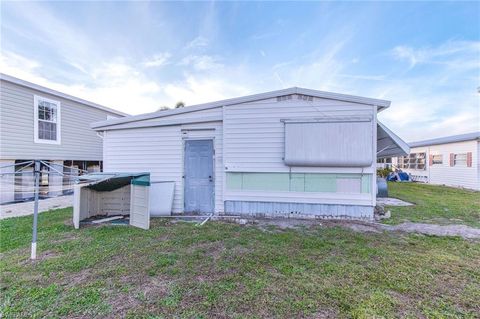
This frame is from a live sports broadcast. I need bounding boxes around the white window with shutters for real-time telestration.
[454,153,467,166]
[34,95,61,144]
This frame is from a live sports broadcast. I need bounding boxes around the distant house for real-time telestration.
[392,132,480,190]
[0,74,127,204]
[91,87,409,220]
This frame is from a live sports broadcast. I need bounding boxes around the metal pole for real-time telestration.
[31,160,40,260]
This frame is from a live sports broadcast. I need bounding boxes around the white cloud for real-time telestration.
[272,40,349,92]
[376,81,479,141]
[180,55,223,71]
[250,31,278,41]
[373,40,480,140]
[186,36,209,49]
[4,2,96,65]
[0,50,254,115]
[164,75,250,106]
[0,51,41,76]
[392,40,480,69]
[1,51,163,115]
[142,52,171,68]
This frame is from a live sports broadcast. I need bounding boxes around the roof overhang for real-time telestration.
[377,121,410,158]
[91,87,391,131]
[409,132,480,148]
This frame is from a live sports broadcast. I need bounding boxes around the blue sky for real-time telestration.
[1,1,479,141]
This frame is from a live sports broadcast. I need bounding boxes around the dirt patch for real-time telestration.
[37,250,59,260]
[333,221,383,234]
[51,233,79,244]
[233,217,480,239]
[53,268,93,288]
[103,274,174,318]
[384,223,480,239]
[250,218,323,231]
[19,250,60,265]
[307,309,340,319]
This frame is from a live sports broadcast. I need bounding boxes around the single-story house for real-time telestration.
[91,87,409,220]
[392,132,480,190]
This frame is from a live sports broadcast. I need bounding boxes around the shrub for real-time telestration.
[377,167,392,178]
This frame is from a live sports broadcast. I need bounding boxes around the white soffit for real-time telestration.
[377,121,410,158]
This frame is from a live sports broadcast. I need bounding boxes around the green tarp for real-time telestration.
[78,172,150,192]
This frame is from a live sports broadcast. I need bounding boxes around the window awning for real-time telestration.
[377,121,410,158]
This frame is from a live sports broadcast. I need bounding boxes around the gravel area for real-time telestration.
[377,197,414,206]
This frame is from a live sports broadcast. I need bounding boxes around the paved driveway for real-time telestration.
[0,195,73,220]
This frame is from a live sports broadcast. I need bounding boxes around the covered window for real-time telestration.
[34,95,61,144]
[432,154,443,165]
[454,153,467,166]
[283,116,373,167]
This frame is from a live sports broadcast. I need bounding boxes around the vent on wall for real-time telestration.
[277,95,293,102]
[277,94,315,102]
[296,94,314,101]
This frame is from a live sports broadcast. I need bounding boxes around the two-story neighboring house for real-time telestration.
[0,73,127,204]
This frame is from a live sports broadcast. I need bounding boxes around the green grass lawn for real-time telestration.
[1,207,479,318]
[386,182,480,227]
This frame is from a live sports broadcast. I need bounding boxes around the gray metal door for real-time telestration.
[184,140,214,213]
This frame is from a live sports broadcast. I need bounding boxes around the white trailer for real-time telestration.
[393,132,480,190]
[91,87,409,220]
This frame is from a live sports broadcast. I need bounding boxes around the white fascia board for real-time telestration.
[95,115,223,131]
[409,132,480,148]
[0,73,128,117]
[91,87,391,130]
[295,87,391,110]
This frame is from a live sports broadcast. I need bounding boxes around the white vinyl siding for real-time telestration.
[103,109,224,214]
[400,141,479,190]
[223,97,377,207]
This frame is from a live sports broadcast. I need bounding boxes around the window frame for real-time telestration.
[454,153,467,166]
[397,152,426,170]
[432,154,443,165]
[34,95,61,144]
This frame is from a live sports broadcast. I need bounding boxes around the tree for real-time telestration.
[157,106,169,111]
[175,101,185,108]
